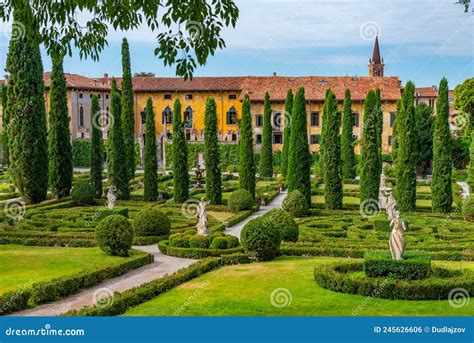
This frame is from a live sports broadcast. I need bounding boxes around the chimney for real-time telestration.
[4,75,9,84]
[103,73,109,85]
[272,72,277,76]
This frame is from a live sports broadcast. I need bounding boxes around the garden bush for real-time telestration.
[189,235,210,249]
[71,182,96,205]
[282,190,308,217]
[228,189,254,212]
[133,208,171,237]
[95,208,129,222]
[158,240,244,259]
[363,251,431,280]
[370,215,390,232]
[95,215,134,256]
[462,196,474,221]
[240,217,281,261]
[225,235,240,248]
[210,236,228,249]
[169,234,190,248]
[264,208,299,242]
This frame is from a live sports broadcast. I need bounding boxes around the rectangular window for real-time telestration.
[140,111,146,124]
[229,94,237,100]
[226,111,237,125]
[388,135,393,146]
[272,132,282,144]
[164,94,172,100]
[255,115,263,127]
[353,112,359,127]
[106,94,109,100]
[186,93,193,100]
[429,99,435,108]
[79,93,83,99]
[310,134,321,145]
[310,112,320,127]
[255,134,262,144]
[390,112,396,127]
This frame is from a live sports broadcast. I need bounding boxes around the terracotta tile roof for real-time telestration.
[415,87,437,98]
[42,72,110,91]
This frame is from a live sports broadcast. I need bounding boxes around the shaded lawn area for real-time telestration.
[0,245,143,295]
[124,257,474,316]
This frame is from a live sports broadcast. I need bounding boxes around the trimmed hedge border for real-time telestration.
[158,240,244,259]
[0,250,152,315]
[314,261,474,301]
[132,235,168,246]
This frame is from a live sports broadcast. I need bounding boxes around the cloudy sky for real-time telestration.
[0,0,472,87]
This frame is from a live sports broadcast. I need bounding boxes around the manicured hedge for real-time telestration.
[363,251,431,280]
[158,240,244,259]
[228,189,254,213]
[132,235,168,245]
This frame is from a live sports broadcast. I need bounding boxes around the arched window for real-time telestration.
[226,106,237,125]
[162,106,173,125]
[184,106,193,128]
[79,106,84,127]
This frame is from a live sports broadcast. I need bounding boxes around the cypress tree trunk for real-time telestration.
[6,17,48,204]
[396,81,417,212]
[121,38,135,181]
[172,98,189,202]
[374,88,383,176]
[431,78,452,213]
[90,95,104,198]
[144,97,158,201]
[259,92,273,177]
[108,78,130,199]
[48,53,73,198]
[287,87,312,206]
[1,84,8,165]
[322,89,343,209]
[204,97,222,204]
[239,94,256,198]
[280,89,293,179]
[360,90,380,203]
[341,89,356,180]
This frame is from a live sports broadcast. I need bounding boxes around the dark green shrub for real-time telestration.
[169,234,189,248]
[133,208,171,237]
[371,215,390,232]
[225,235,240,248]
[189,235,210,249]
[95,215,133,256]
[210,236,228,249]
[95,208,129,222]
[71,182,96,205]
[363,251,431,280]
[462,196,474,221]
[240,217,281,261]
[264,208,299,242]
[282,190,308,217]
[228,189,254,212]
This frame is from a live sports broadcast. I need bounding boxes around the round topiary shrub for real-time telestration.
[225,235,240,248]
[95,215,133,257]
[210,236,228,249]
[228,189,254,213]
[71,182,96,206]
[264,208,299,242]
[462,196,474,221]
[240,217,281,261]
[133,208,171,237]
[282,190,308,217]
[189,235,210,249]
[169,234,190,248]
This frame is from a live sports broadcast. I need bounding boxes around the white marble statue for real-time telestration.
[380,172,387,189]
[106,186,118,209]
[389,211,406,260]
[196,198,210,236]
[386,193,397,220]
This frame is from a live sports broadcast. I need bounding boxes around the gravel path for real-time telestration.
[225,190,287,239]
[11,245,195,316]
[457,181,470,199]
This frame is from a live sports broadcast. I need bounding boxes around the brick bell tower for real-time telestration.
[368,36,384,77]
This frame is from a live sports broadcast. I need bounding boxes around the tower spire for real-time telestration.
[372,35,381,64]
[368,36,384,77]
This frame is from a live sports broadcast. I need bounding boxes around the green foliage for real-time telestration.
[107,78,130,200]
[210,236,228,249]
[432,78,453,213]
[469,131,474,190]
[451,135,469,169]
[462,196,474,221]
[121,38,136,181]
[287,87,312,206]
[453,77,474,133]
[71,182,96,206]
[95,215,133,257]
[414,103,434,173]
[239,94,256,198]
[282,190,308,217]
[72,139,92,167]
[225,235,240,248]
[90,95,104,198]
[6,16,48,204]
[172,98,190,202]
[189,235,210,249]
[259,92,273,177]
[240,216,281,261]
[374,88,383,176]
[341,89,356,180]
[143,98,158,201]
[322,89,342,209]
[169,234,190,248]
[364,251,431,280]
[204,97,222,204]
[133,208,171,237]
[264,208,299,242]
[281,89,293,178]
[228,189,254,212]
[95,208,129,222]
[1,84,9,165]
[391,100,401,164]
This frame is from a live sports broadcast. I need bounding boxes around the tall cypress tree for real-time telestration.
[320,89,331,172]
[1,84,8,165]
[239,94,256,198]
[280,89,293,178]
[90,95,103,198]
[468,130,474,191]
[204,97,222,204]
[172,98,189,202]
[108,78,130,199]
[259,92,273,177]
[360,90,380,203]
[287,87,311,206]
[341,89,356,180]
[322,89,343,209]
[374,88,383,175]
[144,97,158,201]
[396,81,417,212]
[391,99,401,165]
[6,16,48,204]
[431,78,453,213]
[121,38,135,181]
[48,53,73,198]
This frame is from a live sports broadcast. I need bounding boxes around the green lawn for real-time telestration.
[124,256,474,316]
[0,245,143,295]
